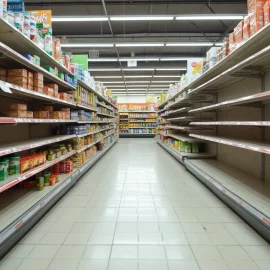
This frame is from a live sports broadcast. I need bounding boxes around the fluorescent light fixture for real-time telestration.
[126,85,149,87]
[105,85,126,87]
[116,43,164,47]
[119,58,159,61]
[176,15,245,20]
[127,89,148,91]
[149,85,170,87]
[61,43,114,47]
[151,81,179,83]
[124,75,152,78]
[89,68,121,71]
[156,68,187,71]
[111,90,127,92]
[153,75,181,78]
[166,42,213,46]
[214,43,224,46]
[95,76,122,78]
[122,68,154,71]
[160,58,190,61]
[128,94,146,95]
[110,16,174,21]
[125,81,150,83]
[88,58,118,62]
[100,81,125,83]
[109,89,127,91]
[52,16,108,22]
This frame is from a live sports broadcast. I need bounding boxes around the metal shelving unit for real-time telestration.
[0,21,119,258]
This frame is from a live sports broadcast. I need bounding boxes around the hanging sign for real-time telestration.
[7,0,24,12]
[28,10,52,27]
[128,60,137,67]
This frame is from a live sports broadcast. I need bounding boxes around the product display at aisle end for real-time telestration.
[119,103,157,138]
[0,5,118,258]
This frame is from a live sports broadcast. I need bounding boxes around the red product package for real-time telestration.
[264,1,270,25]
[243,16,251,41]
[248,0,267,14]
[59,161,65,174]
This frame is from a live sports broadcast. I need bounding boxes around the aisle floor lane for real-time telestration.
[1,139,270,270]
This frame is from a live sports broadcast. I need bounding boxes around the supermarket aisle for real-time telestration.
[1,139,269,270]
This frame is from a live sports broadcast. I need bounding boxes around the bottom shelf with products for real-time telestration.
[0,139,117,258]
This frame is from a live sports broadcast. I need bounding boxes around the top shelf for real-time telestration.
[158,23,270,109]
[0,18,72,75]
[78,80,118,109]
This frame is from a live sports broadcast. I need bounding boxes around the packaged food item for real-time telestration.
[50,175,56,186]
[30,13,36,39]
[33,72,44,81]
[14,12,23,32]
[7,76,28,88]
[52,163,59,174]
[59,161,65,173]
[8,69,28,78]
[234,20,244,47]
[0,0,8,21]
[36,176,44,191]
[33,111,49,119]
[43,106,53,112]
[192,143,199,153]
[50,111,64,119]
[54,38,62,62]
[184,142,192,153]
[23,12,31,38]
[9,103,27,111]
[243,16,251,41]
[8,155,20,175]
[34,55,41,66]
[229,32,235,53]
[43,86,54,96]
[264,1,270,25]
[0,160,6,181]
[65,160,73,174]
[27,111,33,118]
[43,171,51,186]
[9,110,27,118]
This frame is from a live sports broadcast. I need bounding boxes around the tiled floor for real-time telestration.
[1,139,269,270]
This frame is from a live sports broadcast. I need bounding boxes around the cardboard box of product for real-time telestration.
[33,72,44,81]
[10,104,27,111]
[264,1,270,25]
[248,0,267,14]
[0,67,7,76]
[234,20,244,47]
[7,77,28,88]
[43,86,54,97]
[27,111,33,118]
[9,110,27,118]
[243,16,251,41]
[0,76,6,82]
[8,69,28,78]
[33,86,44,93]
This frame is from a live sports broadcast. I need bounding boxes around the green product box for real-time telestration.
[192,143,199,153]
[184,142,192,153]
[179,141,185,152]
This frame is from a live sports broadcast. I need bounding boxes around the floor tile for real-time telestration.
[19,232,46,245]
[191,246,223,260]
[138,223,159,233]
[0,259,23,270]
[242,246,270,261]
[83,246,111,259]
[139,260,168,270]
[165,246,195,260]
[6,245,35,259]
[64,233,91,245]
[47,259,80,270]
[77,260,108,270]
[88,233,114,244]
[139,233,163,244]
[226,260,260,270]
[138,246,166,259]
[197,260,229,270]
[168,260,200,270]
[217,246,251,261]
[28,245,61,259]
[17,259,51,270]
[186,233,213,245]
[109,259,138,270]
[114,233,138,244]
[55,245,86,259]
[111,245,138,259]
[39,233,68,245]
[162,233,189,245]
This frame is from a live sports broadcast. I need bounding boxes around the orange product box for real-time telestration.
[9,110,27,118]
[27,111,33,118]
[43,106,53,112]
[28,71,33,79]
[61,108,70,113]
[7,77,28,88]
[249,0,267,13]
[50,111,64,119]
[34,79,44,88]
[33,72,44,82]
[243,16,251,41]
[234,20,243,41]
[10,103,27,111]
[229,32,235,53]
[33,111,49,119]
[28,77,33,86]
[59,93,68,101]
[44,84,58,92]
[43,86,54,97]
[264,1,270,25]
[54,38,62,62]
[0,67,7,76]
[28,84,33,90]
[8,69,28,78]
